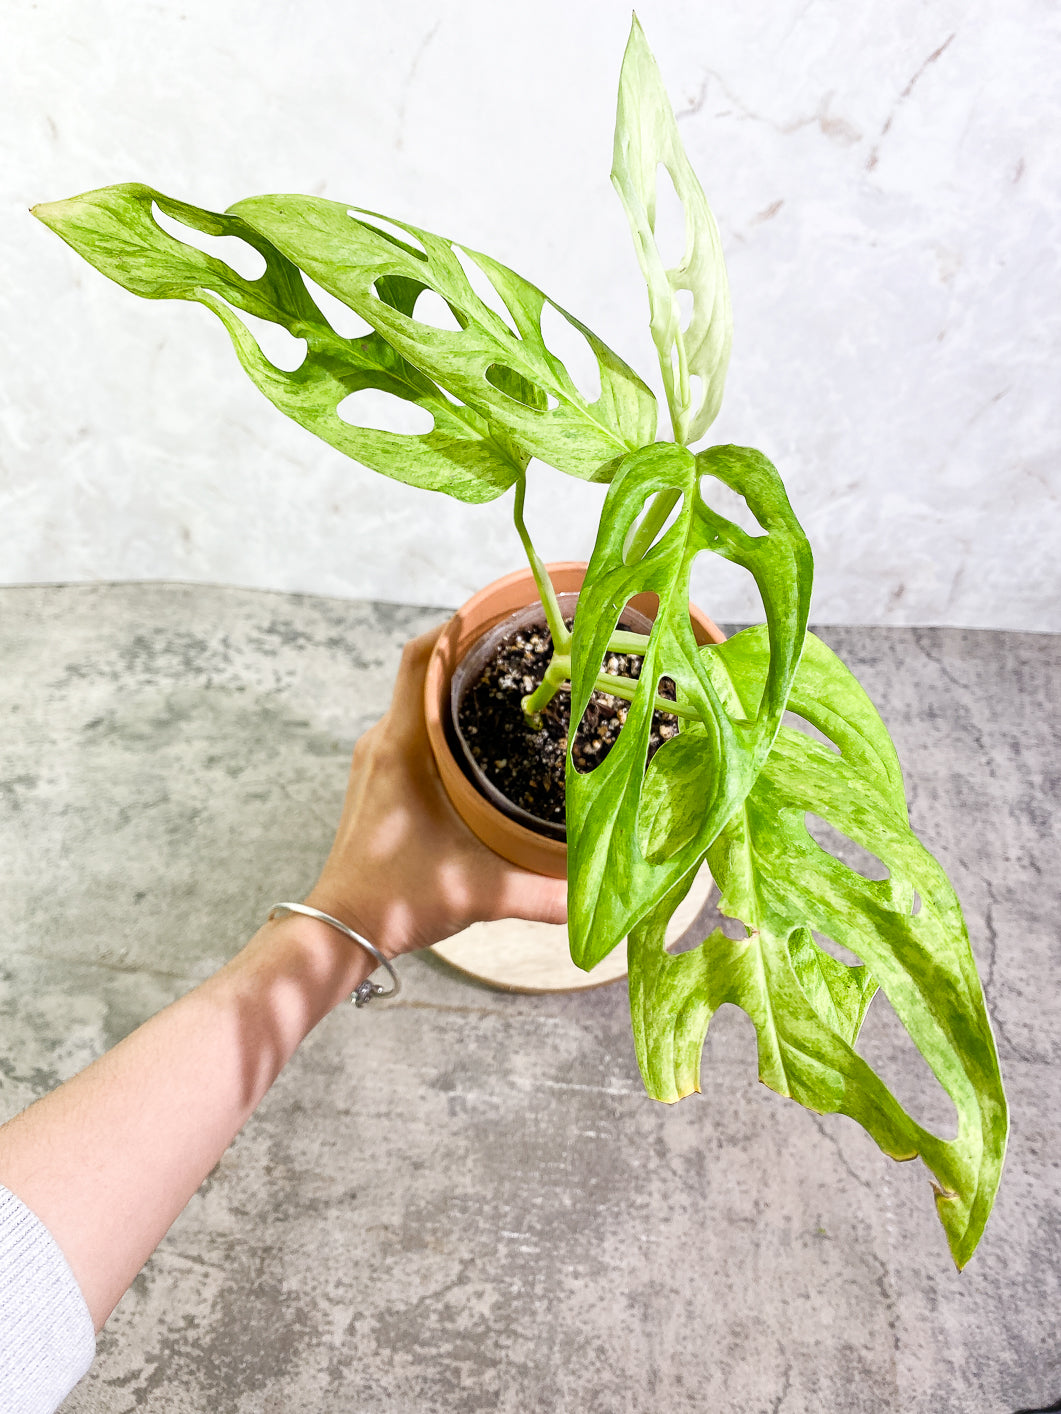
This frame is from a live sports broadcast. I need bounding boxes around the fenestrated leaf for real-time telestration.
[32,184,569,501]
[612,16,731,444]
[227,195,658,482]
[628,628,1008,1269]
[566,442,812,971]
[568,441,813,955]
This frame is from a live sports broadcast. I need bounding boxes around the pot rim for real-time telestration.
[423,562,724,879]
[448,589,660,841]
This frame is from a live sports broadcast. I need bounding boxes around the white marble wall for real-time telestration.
[3,0,1058,629]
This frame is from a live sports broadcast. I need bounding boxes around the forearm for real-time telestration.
[0,626,565,1343]
[0,910,374,1332]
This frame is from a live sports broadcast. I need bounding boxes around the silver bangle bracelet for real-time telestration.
[268,902,401,1007]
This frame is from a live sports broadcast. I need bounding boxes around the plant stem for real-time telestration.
[622,487,682,564]
[512,471,570,652]
[511,476,663,727]
[521,653,571,726]
[672,326,691,445]
[607,629,650,654]
[525,662,696,725]
[521,635,655,725]
[593,672,697,720]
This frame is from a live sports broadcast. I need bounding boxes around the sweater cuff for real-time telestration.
[0,1183,96,1414]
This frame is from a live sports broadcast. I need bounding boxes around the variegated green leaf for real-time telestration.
[629,629,1008,1269]
[612,16,732,444]
[227,194,658,481]
[566,442,812,969]
[32,184,525,503]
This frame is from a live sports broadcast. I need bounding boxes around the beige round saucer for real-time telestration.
[431,864,713,994]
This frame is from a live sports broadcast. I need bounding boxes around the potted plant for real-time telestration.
[31,16,1007,1267]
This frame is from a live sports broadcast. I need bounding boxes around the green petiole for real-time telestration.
[515,473,661,726]
[512,472,570,653]
[521,653,571,726]
[521,649,694,728]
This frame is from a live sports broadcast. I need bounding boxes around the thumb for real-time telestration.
[493,868,568,927]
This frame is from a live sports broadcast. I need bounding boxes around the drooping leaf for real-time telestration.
[32,184,524,503]
[566,442,812,970]
[611,16,732,444]
[227,194,658,481]
[628,628,1008,1269]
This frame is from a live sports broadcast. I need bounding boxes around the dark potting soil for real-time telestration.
[456,618,678,828]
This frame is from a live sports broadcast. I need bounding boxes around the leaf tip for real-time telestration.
[622,10,652,65]
[30,198,63,230]
[30,192,98,238]
[932,1183,981,1271]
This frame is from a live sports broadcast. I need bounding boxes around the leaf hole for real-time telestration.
[570,645,666,779]
[911,891,922,917]
[811,929,863,970]
[782,711,841,754]
[669,879,748,952]
[350,210,428,260]
[300,272,375,340]
[216,299,307,372]
[411,287,465,332]
[484,364,555,411]
[151,203,267,281]
[856,989,959,1140]
[703,1002,762,1070]
[624,493,684,564]
[622,591,658,636]
[805,814,891,883]
[539,301,602,405]
[675,287,695,331]
[699,475,767,537]
[371,276,411,314]
[452,246,519,334]
[335,387,434,436]
[653,162,688,270]
[690,546,760,622]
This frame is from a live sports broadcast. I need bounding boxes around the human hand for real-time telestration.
[304,625,567,958]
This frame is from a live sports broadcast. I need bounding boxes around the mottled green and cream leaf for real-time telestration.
[33,182,658,497]
[566,443,812,969]
[628,629,1008,1268]
[228,195,658,482]
[32,184,524,503]
[611,15,732,443]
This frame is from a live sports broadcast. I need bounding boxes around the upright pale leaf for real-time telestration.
[566,442,812,969]
[628,629,1008,1269]
[612,16,732,443]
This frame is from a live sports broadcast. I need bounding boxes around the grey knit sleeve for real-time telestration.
[0,1184,96,1413]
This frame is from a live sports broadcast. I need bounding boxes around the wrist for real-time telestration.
[301,880,416,961]
[235,908,378,1021]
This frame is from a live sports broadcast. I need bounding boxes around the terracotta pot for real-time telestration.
[423,561,725,879]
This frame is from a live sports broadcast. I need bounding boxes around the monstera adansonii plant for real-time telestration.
[33,17,1006,1266]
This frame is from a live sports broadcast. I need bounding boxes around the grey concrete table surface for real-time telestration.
[1,582,1058,1414]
